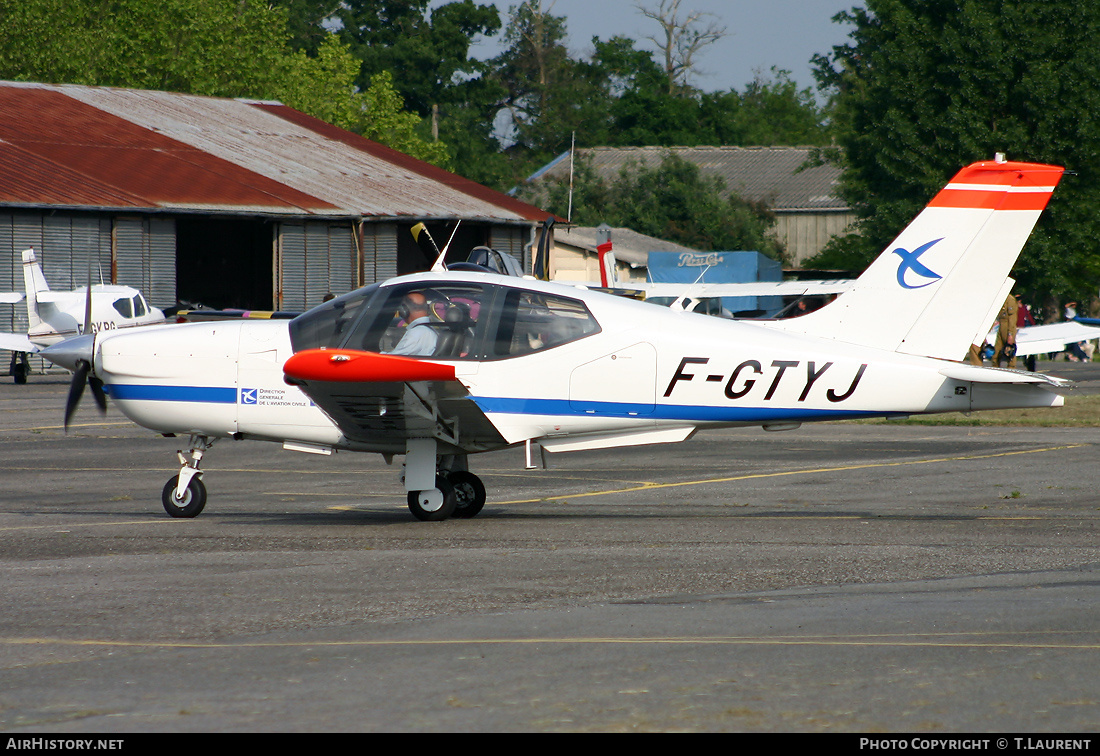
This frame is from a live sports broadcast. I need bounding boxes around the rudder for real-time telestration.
[773,159,1064,361]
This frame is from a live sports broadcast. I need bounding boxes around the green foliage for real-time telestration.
[332,0,500,116]
[539,153,785,261]
[811,0,1100,307]
[0,0,291,96]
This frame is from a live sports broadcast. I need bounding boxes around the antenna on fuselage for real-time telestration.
[412,221,461,273]
[670,264,712,312]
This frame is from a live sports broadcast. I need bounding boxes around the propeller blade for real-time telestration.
[533,216,555,281]
[90,375,108,413]
[64,360,89,429]
[83,264,93,336]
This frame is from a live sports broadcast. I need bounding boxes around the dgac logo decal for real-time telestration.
[893,238,943,289]
[239,387,314,408]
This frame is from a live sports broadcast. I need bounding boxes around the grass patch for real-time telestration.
[846,393,1100,427]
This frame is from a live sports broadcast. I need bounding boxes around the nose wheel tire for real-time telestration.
[162,476,207,518]
[407,476,457,521]
[447,470,486,518]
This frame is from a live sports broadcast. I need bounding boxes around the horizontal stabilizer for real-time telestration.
[0,292,24,304]
[938,363,1072,388]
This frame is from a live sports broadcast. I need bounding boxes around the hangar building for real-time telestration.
[0,80,549,335]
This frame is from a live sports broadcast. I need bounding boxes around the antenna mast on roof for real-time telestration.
[567,131,575,224]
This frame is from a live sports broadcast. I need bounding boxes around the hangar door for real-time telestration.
[278,222,357,312]
[176,217,274,311]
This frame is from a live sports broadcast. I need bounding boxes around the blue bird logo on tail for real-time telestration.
[893,239,944,289]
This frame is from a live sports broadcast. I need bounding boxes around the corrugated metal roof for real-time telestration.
[525,146,848,212]
[0,80,548,222]
[556,226,701,267]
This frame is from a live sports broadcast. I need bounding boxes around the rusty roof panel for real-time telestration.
[0,85,342,214]
[0,139,147,208]
[56,84,544,221]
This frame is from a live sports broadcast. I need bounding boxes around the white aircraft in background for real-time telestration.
[0,248,165,383]
[43,158,1073,522]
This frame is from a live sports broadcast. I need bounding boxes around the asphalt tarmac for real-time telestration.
[2,363,1100,733]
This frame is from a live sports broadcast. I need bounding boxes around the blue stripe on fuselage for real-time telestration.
[106,384,237,404]
[470,396,885,423]
[104,385,886,423]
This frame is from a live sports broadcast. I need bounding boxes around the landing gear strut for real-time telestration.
[8,351,29,384]
[162,435,215,518]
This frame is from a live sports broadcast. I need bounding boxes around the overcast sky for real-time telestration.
[458,0,860,93]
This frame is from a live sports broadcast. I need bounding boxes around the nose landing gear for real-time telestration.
[161,436,214,518]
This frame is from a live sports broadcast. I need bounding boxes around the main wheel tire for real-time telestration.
[448,470,486,518]
[407,475,456,521]
[162,475,207,518]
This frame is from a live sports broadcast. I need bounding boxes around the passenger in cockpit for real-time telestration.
[388,291,438,356]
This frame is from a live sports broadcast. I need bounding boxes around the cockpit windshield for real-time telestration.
[289,279,601,360]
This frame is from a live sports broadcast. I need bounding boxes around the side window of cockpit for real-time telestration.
[491,290,599,358]
[112,297,133,319]
[133,295,147,317]
[368,283,485,358]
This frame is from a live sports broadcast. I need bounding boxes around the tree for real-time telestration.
[698,68,831,147]
[331,1,500,124]
[810,0,1100,312]
[635,0,728,95]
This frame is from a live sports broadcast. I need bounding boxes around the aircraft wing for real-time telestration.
[636,279,854,300]
[0,332,39,353]
[282,349,507,453]
[983,322,1100,357]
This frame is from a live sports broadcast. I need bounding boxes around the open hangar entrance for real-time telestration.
[175,216,275,311]
[394,221,532,275]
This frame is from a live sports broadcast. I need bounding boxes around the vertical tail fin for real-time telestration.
[21,248,48,331]
[775,160,1064,361]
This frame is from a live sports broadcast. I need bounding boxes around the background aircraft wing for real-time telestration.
[634,279,854,300]
[0,333,40,352]
[1011,321,1100,357]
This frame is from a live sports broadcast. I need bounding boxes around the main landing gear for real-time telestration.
[404,438,486,521]
[161,435,214,518]
[155,434,485,522]
[406,469,486,521]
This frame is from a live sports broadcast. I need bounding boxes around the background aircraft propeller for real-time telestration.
[61,267,107,429]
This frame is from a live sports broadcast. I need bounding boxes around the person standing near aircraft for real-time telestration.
[993,293,1018,368]
[1016,294,1037,370]
[388,291,438,356]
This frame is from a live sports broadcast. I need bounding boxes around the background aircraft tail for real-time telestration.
[773,159,1064,361]
[21,248,49,331]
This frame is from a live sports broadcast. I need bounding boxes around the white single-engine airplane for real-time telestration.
[1,249,165,383]
[43,159,1071,521]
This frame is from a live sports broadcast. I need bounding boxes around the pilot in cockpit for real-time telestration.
[388,291,438,356]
